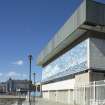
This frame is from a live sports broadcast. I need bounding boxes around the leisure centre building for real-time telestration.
[37,0,105,104]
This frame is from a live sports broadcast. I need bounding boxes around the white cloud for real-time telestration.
[6,71,28,80]
[0,71,28,82]
[12,60,24,66]
[7,71,20,77]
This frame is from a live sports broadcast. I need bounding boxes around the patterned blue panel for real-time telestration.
[42,61,87,82]
[42,40,88,81]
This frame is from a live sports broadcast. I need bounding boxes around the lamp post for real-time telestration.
[33,72,36,105]
[28,54,33,105]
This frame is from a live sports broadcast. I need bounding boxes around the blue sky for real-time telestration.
[0,0,104,82]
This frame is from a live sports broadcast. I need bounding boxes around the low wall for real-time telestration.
[43,90,73,105]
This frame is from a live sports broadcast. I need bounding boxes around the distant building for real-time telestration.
[6,78,29,95]
[0,78,42,96]
[0,82,7,93]
[37,0,105,105]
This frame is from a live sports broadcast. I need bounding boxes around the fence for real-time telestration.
[74,80,105,105]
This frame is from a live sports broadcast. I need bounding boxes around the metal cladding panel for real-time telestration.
[37,0,105,66]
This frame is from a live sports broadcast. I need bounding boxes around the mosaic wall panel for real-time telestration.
[42,39,88,81]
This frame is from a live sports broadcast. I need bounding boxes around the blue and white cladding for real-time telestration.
[42,39,88,81]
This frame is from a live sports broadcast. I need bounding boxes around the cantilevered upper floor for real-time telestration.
[37,0,105,66]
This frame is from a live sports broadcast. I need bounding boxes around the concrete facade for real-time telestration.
[42,90,73,105]
[37,0,105,105]
[40,38,105,105]
[42,79,75,104]
[75,71,105,84]
[42,79,75,91]
[37,0,105,66]
[89,38,105,70]
[42,70,105,104]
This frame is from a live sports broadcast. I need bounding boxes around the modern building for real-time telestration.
[37,0,105,105]
[0,78,30,95]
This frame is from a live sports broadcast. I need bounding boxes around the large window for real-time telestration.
[42,39,88,81]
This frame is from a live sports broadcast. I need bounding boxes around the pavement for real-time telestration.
[23,98,69,105]
[0,95,25,105]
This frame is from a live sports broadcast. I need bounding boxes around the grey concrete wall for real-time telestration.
[42,71,105,104]
[68,90,74,105]
[75,71,90,84]
[43,91,49,100]
[89,38,105,70]
[49,91,56,101]
[56,90,68,104]
[75,71,105,84]
[86,0,105,25]
[90,71,105,81]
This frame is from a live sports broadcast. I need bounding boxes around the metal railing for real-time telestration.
[74,80,105,105]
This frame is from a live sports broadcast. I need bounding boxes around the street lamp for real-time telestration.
[28,54,33,105]
[33,72,36,105]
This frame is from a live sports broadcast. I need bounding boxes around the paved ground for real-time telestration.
[0,95,25,105]
[0,98,69,105]
[23,98,69,105]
